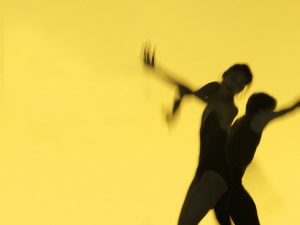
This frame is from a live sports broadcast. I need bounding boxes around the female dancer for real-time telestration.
[143,46,253,225]
[215,92,300,225]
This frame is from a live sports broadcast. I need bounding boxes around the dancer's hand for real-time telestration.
[143,44,155,69]
[162,106,177,129]
[165,111,177,128]
[166,112,173,124]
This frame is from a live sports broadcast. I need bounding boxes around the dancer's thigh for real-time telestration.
[178,170,227,225]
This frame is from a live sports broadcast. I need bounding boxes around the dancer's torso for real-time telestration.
[196,99,237,180]
[226,115,262,180]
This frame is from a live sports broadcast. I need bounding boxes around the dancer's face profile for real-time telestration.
[222,72,248,96]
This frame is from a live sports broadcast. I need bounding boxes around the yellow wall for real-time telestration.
[1,0,300,224]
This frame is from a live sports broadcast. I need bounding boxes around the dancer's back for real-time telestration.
[226,115,262,180]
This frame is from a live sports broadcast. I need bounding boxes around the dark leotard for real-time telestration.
[178,111,231,225]
[196,112,230,180]
[227,115,262,179]
[215,115,262,225]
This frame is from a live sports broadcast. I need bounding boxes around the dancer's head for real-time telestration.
[221,64,253,96]
[246,92,277,115]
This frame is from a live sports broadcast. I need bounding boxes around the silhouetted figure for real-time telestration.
[214,93,300,225]
[142,44,253,225]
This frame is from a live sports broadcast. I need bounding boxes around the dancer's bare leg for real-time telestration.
[178,170,227,225]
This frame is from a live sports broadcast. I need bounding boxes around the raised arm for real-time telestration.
[251,99,300,132]
[270,100,300,120]
[142,45,194,95]
[142,45,220,100]
[142,44,221,123]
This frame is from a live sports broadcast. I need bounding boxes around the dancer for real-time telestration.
[142,45,253,225]
[214,92,300,225]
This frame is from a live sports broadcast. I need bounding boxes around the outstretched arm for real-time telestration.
[142,44,221,122]
[271,100,300,120]
[251,99,300,132]
[143,45,194,95]
[142,45,220,101]
[193,82,221,102]
[167,82,220,121]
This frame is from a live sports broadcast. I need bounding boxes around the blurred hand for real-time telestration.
[162,106,177,129]
[142,43,155,69]
[166,112,173,123]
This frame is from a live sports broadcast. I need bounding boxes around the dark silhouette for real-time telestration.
[142,44,253,225]
[215,92,300,225]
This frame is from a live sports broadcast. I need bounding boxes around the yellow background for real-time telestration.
[1,0,300,224]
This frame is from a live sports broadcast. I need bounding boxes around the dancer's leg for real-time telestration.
[230,184,260,225]
[178,170,227,225]
[214,193,231,225]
